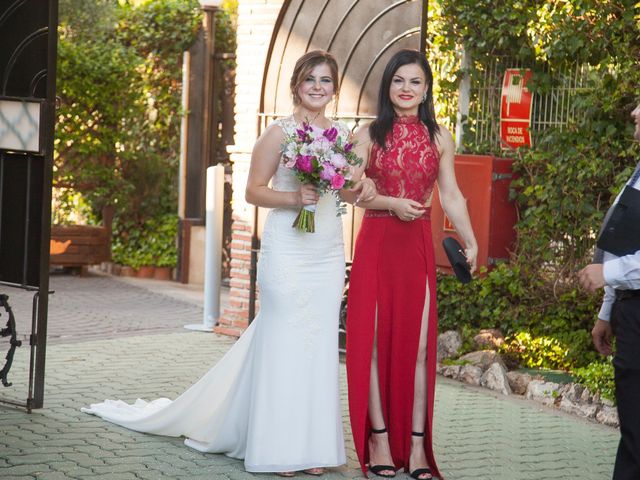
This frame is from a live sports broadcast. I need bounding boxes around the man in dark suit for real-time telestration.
[579,102,640,480]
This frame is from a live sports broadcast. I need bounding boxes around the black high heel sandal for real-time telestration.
[409,432,433,480]
[368,427,396,478]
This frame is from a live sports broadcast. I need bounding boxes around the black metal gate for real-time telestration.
[0,0,58,411]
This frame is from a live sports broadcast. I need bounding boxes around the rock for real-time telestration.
[577,403,599,419]
[596,406,619,427]
[459,350,506,371]
[579,387,593,404]
[559,397,581,416]
[602,398,615,408]
[473,329,505,349]
[439,364,461,379]
[437,331,462,362]
[561,383,584,403]
[506,371,532,395]
[459,365,483,386]
[525,380,561,406]
[480,362,512,395]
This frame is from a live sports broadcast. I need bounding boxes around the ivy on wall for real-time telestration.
[429,0,640,373]
[54,0,237,267]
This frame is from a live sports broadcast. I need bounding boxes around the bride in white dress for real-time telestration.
[82,50,374,476]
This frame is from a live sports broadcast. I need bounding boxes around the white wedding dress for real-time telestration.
[82,117,347,473]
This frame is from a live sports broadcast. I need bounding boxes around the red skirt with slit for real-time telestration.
[346,213,441,479]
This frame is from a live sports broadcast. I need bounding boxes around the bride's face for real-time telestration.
[296,63,335,111]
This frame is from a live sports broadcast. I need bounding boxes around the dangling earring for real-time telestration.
[422,90,428,103]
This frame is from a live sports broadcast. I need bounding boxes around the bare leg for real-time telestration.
[368,306,395,476]
[409,281,432,479]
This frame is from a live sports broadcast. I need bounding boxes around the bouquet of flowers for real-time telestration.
[281,121,362,232]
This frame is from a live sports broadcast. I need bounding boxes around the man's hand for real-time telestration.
[592,319,613,356]
[578,264,605,292]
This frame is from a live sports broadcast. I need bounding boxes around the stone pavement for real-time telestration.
[0,274,620,480]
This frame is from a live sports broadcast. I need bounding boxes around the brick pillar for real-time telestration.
[215,0,284,337]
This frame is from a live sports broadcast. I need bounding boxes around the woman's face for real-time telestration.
[389,63,428,115]
[296,63,335,111]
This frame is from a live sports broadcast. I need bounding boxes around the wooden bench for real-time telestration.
[50,225,111,271]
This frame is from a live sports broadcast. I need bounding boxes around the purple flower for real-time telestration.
[295,155,314,173]
[319,162,336,181]
[296,129,309,142]
[330,173,345,189]
[323,127,338,143]
[344,142,353,153]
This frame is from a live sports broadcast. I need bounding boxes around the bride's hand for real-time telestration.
[296,184,319,206]
[389,198,425,221]
[349,178,377,204]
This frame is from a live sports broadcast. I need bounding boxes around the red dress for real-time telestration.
[346,115,442,478]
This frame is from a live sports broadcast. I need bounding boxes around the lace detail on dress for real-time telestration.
[365,115,439,219]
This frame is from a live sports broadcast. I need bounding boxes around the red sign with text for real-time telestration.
[500,69,533,149]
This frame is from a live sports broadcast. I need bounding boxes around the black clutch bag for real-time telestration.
[442,237,472,284]
[596,185,640,257]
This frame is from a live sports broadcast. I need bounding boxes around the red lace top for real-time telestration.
[365,115,440,219]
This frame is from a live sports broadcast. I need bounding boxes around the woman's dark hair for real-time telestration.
[369,49,439,147]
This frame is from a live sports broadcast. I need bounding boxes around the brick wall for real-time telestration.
[215,0,284,336]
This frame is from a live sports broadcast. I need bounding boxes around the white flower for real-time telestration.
[329,152,347,168]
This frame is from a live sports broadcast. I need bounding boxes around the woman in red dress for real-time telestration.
[346,49,478,480]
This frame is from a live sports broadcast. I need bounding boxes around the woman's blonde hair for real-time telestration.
[290,50,339,106]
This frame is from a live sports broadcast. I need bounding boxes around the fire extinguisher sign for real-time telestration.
[500,69,533,149]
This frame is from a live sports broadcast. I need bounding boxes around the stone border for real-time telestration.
[437,330,619,428]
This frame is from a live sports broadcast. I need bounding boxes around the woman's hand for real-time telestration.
[349,178,377,204]
[296,184,319,206]
[464,243,478,274]
[389,198,426,221]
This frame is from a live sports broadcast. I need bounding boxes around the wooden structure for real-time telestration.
[49,225,110,270]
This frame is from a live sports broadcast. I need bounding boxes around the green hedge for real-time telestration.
[430,0,639,398]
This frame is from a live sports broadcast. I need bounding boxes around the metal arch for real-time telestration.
[257,0,428,118]
[338,0,412,89]
[303,0,333,52]
[0,0,27,29]
[259,0,294,120]
[326,0,360,51]
[29,70,47,96]
[270,0,305,117]
[2,27,49,95]
[355,28,421,114]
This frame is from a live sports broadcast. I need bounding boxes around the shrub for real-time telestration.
[573,359,616,403]
[112,214,178,269]
[498,332,572,371]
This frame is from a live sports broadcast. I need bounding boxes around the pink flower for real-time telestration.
[330,173,345,189]
[329,152,347,168]
[295,155,314,173]
[323,127,338,142]
[319,162,336,181]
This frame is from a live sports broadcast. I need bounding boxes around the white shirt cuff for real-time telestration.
[598,302,612,321]
[603,258,623,289]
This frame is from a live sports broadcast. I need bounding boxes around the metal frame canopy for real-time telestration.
[249,0,426,321]
[260,0,426,121]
